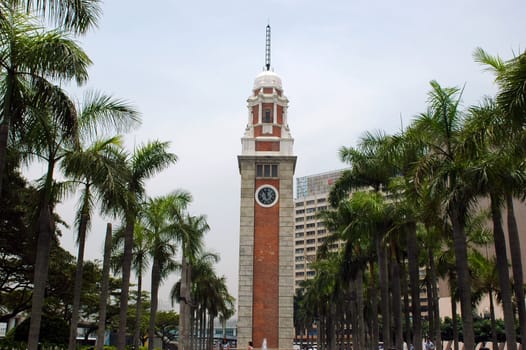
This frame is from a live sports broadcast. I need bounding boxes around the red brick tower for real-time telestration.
[237,25,296,350]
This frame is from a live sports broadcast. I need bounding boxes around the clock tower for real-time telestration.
[237,25,296,350]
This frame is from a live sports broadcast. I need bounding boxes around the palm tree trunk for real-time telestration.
[402,261,411,348]
[449,205,475,350]
[68,198,90,350]
[180,254,191,350]
[353,268,366,350]
[452,298,458,350]
[347,310,352,350]
[426,278,434,344]
[28,204,54,350]
[28,163,56,350]
[328,302,337,350]
[149,256,161,350]
[208,313,214,350]
[489,194,517,350]
[506,195,526,348]
[428,246,441,350]
[190,306,196,350]
[117,217,136,350]
[201,307,206,350]
[488,289,498,350]
[377,232,391,349]
[370,260,380,350]
[134,271,143,350]
[407,222,422,350]
[0,69,14,198]
[96,223,113,350]
[392,253,403,350]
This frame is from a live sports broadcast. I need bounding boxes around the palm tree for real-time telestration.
[409,81,479,350]
[168,209,208,350]
[390,122,440,350]
[323,190,392,350]
[95,223,113,350]
[115,141,177,350]
[64,136,126,350]
[463,100,519,350]
[471,252,500,350]
[189,251,234,350]
[143,192,191,350]
[0,4,91,196]
[133,224,152,349]
[112,220,152,350]
[474,48,526,346]
[330,130,398,350]
[17,81,82,350]
[63,91,140,350]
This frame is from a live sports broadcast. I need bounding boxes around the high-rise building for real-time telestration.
[237,25,296,350]
[293,170,346,289]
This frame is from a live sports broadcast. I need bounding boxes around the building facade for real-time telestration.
[293,170,345,289]
[237,25,296,350]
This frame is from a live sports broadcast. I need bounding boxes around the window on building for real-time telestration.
[295,256,304,262]
[296,209,305,214]
[295,264,304,269]
[295,217,304,222]
[296,202,304,207]
[295,248,304,254]
[306,215,316,221]
[306,223,316,228]
[317,198,326,203]
[295,240,304,245]
[295,272,305,277]
[256,164,278,178]
[306,231,315,236]
[306,208,316,213]
[295,224,304,230]
[306,247,316,252]
[295,232,304,238]
[306,239,315,245]
[307,271,316,277]
[263,109,272,123]
[306,200,315,205]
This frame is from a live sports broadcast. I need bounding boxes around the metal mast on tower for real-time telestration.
[265,25,271,71]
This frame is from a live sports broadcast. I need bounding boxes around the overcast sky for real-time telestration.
[50,0,525,312]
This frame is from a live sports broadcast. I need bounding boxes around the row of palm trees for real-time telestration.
[111,193,235,350]
[295,48,526,350]
[0,1,235,350]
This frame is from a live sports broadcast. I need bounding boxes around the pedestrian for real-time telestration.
[220,337,230,350]
[248,341,254,350]
[425,338,435,350]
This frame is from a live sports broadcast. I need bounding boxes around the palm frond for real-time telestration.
[78,90,141,142]
[22,0,101,34]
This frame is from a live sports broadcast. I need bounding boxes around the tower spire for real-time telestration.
[265,24,271,71]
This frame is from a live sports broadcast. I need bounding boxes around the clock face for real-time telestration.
[256,185,278,207]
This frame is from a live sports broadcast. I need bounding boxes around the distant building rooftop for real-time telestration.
[295,169,347,198]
